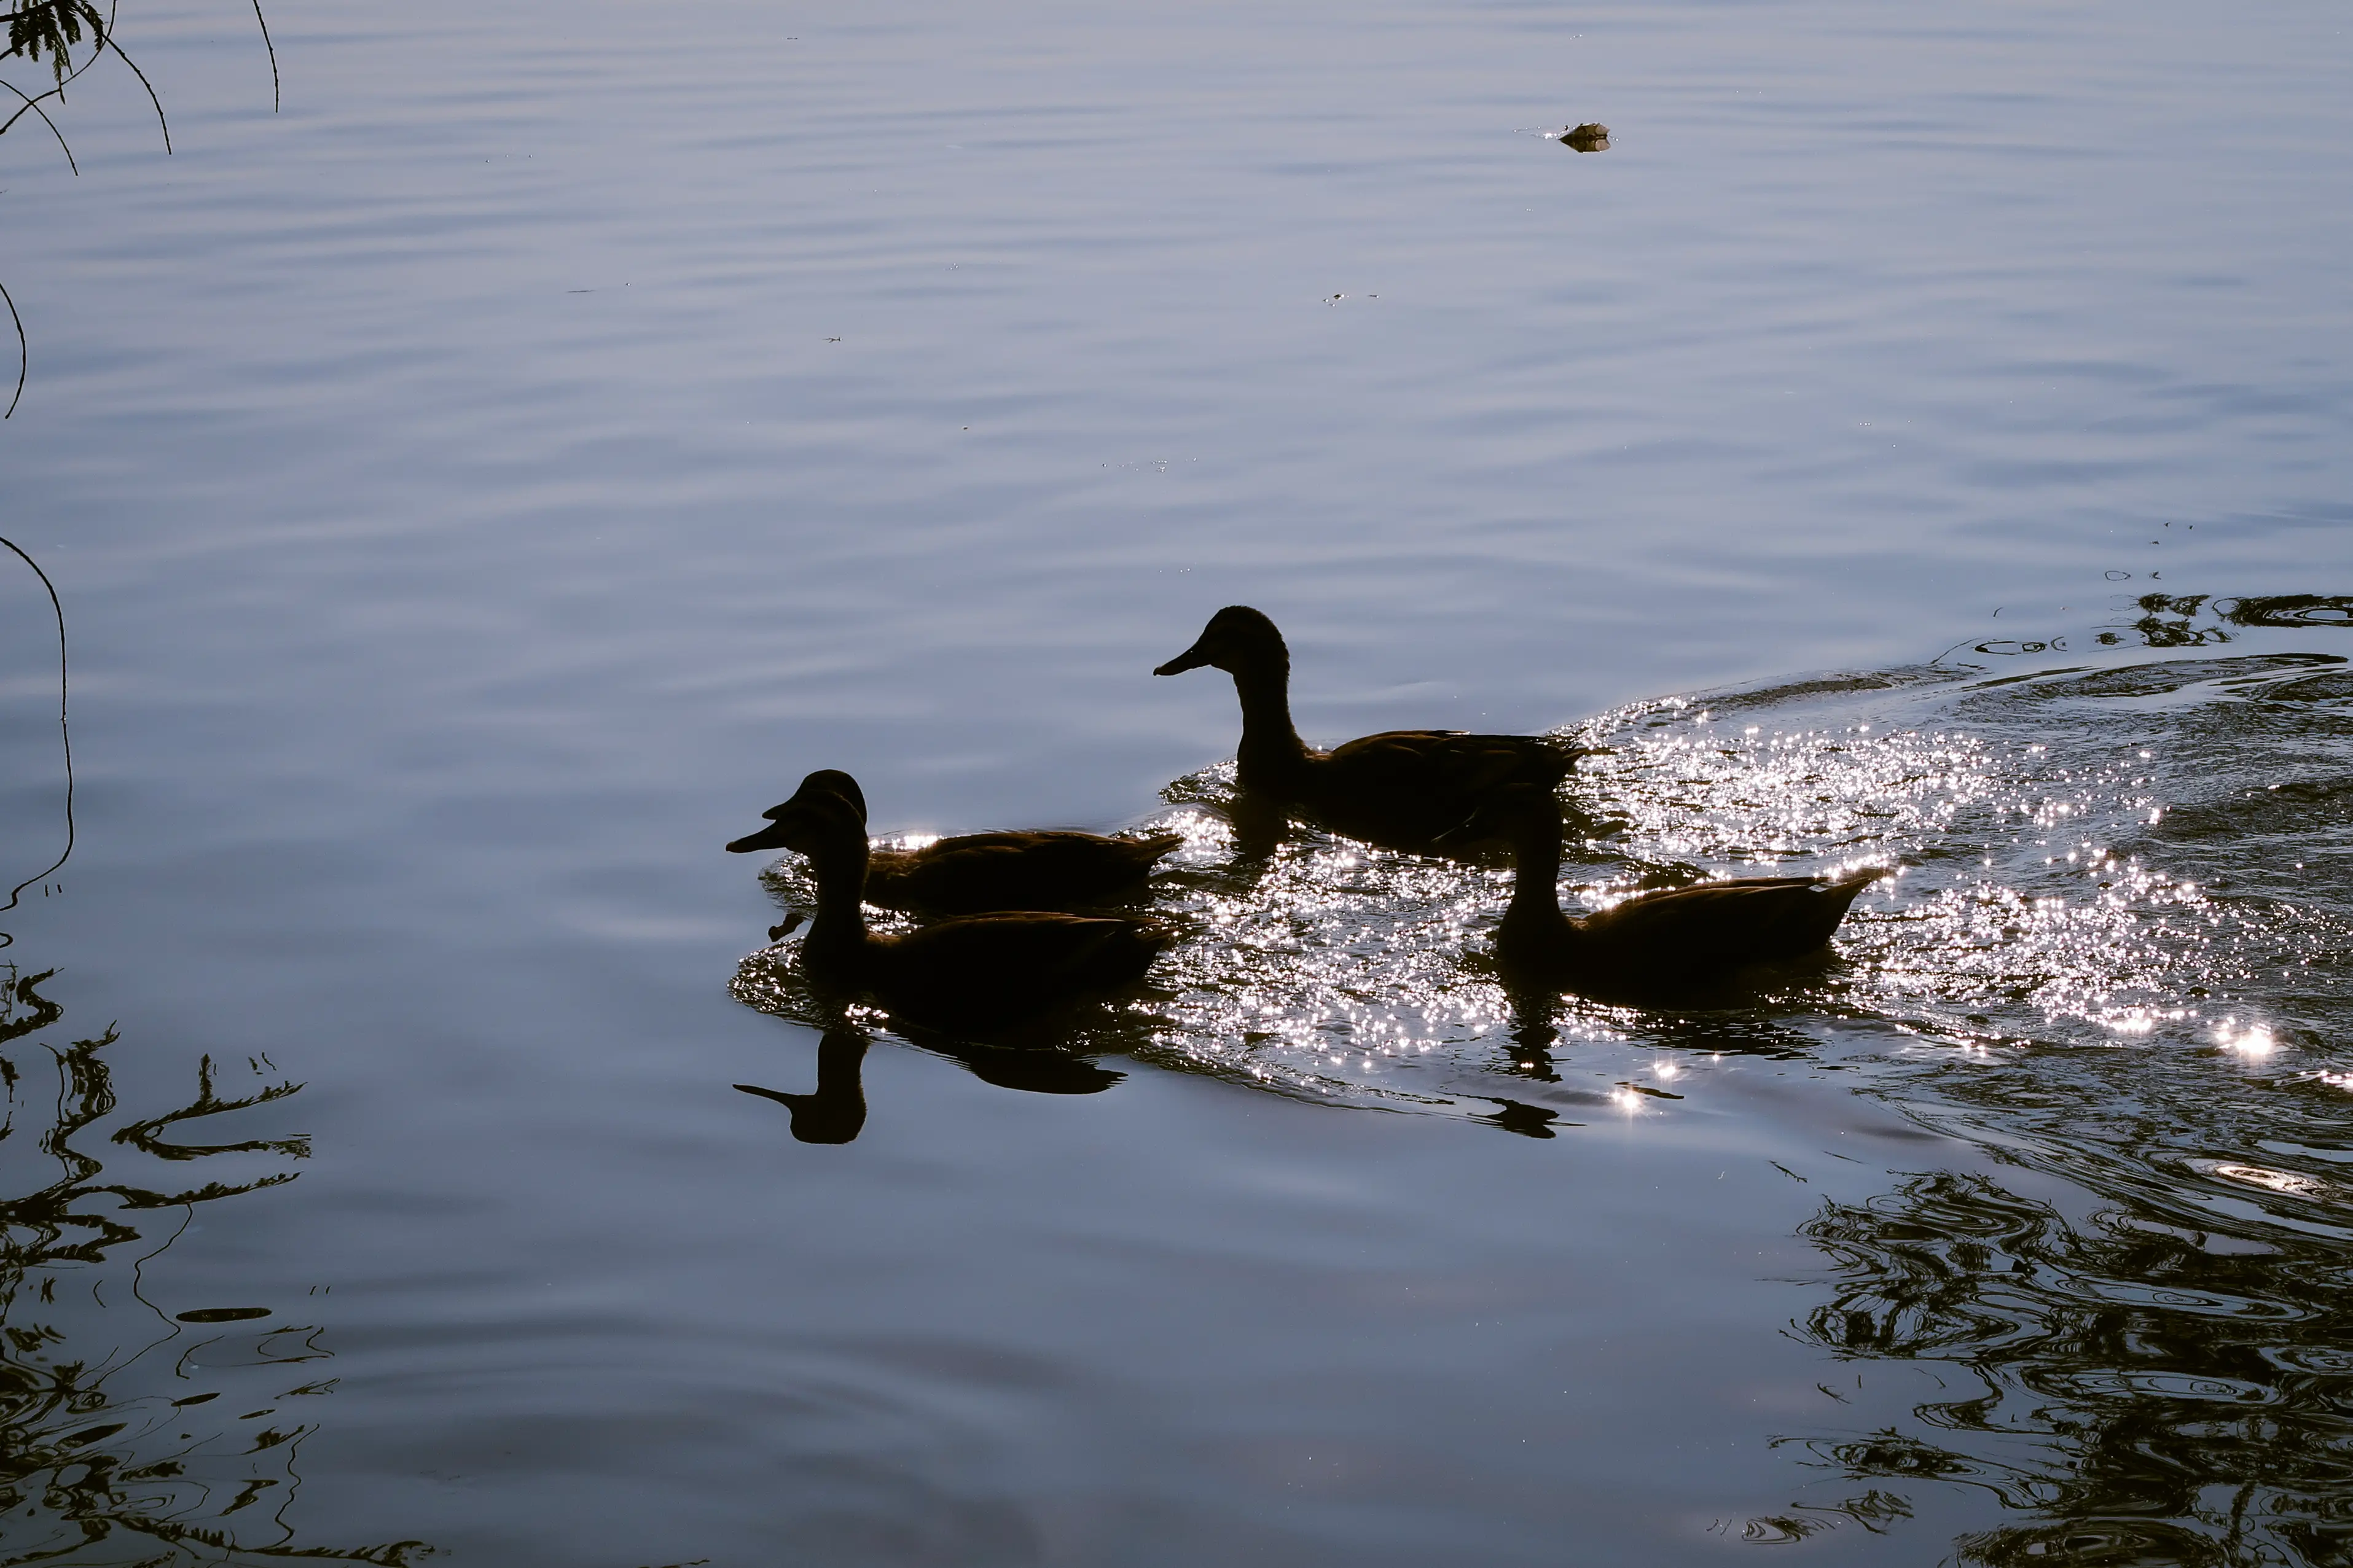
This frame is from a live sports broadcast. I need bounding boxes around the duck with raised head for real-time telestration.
[1438,784,1890,998]
[753,786,1173,1029]
[1154,606,1595,854]
[729,770,1185,913]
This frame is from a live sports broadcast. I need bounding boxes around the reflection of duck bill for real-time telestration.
[736,1032,869,1144]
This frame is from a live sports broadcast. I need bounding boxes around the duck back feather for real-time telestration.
[730,771,1184,912]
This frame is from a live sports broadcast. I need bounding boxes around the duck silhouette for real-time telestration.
[753,782,1173,1030]
[1439,784,1890,999]
[730,770,1183,913]
[735,1030,870,1143]
[1155,606,1596,855]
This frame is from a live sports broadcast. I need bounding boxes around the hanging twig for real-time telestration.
[250,0,275,111]
[0,76,77,167]
[0,534,73,946]
[0,277,24,418]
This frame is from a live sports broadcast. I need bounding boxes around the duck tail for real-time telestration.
[1103,918,1177,983]
[1129,831,1186,864]
[1817,866,1895,928]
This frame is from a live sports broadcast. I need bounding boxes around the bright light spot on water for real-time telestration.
[2209,1163,2328,1198]
[2218,1020,2279,1056]
[1613,1090,1643,1114]
[1655,1061,1681,1080]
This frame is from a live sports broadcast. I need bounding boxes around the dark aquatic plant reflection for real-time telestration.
[2105,591,2353,650]
[0,964,424,1565]
[1787,1166,2353,1564]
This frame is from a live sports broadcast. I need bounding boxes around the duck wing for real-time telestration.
[1308,731,1576,849]
[872,911,1173,1027]
[1579,871,1888,970]
[875,831,1185,913]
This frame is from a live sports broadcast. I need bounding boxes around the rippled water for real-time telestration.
[5,0,2352,1561]
[727,603,2353,1562]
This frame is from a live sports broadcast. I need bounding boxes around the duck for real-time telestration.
[1154,606,1597,854]
[1438,784,1890,997]
[729,769,1185,913]
[750,786,1173,1030]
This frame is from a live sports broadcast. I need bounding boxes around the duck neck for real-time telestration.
[802,835,874,962]
[1498,808,1578,948]
[1230,655,1310,790]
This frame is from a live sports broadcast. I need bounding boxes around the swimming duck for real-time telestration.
[753,786,1173,1029]
[1154,606,1595,854]
[729,770,1185,913]
[1439,784,1889,996]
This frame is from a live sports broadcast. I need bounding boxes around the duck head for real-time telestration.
[1154,605,1288,677]
[1430,782,1557,852]
[729,778,867,856]
[760,768,867,822]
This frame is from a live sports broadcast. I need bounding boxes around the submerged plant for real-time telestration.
[0,964,427,1565]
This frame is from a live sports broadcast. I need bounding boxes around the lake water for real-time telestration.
[2,0,2351,1562]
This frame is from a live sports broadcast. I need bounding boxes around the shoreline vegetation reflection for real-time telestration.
[0,965,426,1566]
[734,592,2353,1559]
[0,0,278,416]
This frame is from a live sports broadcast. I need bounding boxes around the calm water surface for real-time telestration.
[2,0,2351,1562]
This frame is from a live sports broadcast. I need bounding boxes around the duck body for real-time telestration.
[861,829,1185,914]
[1156,606,1590,856]
[1275,728,1580,852]
[729,770,1184,913]
[754,782,1173,1031]
[1447,785,1889,998]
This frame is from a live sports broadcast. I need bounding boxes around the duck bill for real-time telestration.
[1430,809,1500,851]
[1154,639,1213,676]
[726,820,794,854]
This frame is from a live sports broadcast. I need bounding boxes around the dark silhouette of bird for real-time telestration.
[735,1030,869,1144]
[750,785,1172,1030]
[1154,606,1598,855]
[730,770,1183,913]
[1438,783,1890,1000]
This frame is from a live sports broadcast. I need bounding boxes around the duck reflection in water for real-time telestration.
[737,1030,869,1143]
[744,776,1174,1032]
[735,1024,1122,1145]
[1154,606,1602,857]
[1560,122,1610,152]
[729,768,1183,913]
[1439,784,1891,1003]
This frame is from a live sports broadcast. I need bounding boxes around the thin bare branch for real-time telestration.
[0,75,78,170]
[0,278,25,419]
[86,7,170,152]
[249,0,275,111]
